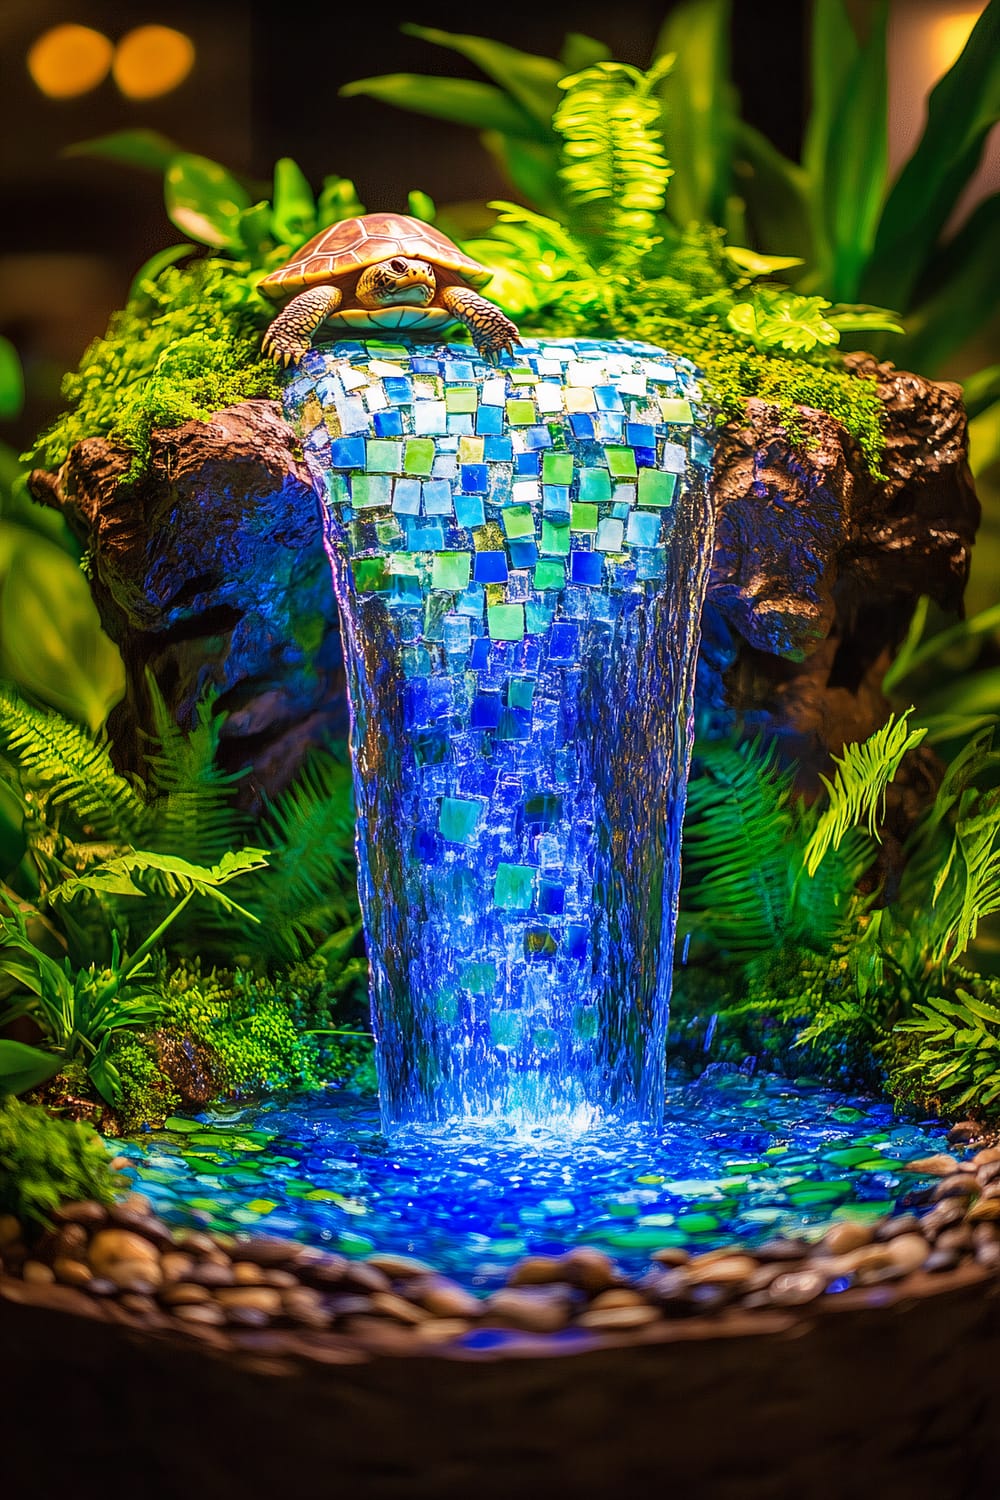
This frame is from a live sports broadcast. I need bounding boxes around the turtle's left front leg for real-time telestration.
[441,286,520,364]
[262,285,343,366]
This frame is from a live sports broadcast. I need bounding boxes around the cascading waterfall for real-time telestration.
[284,337,715,1130]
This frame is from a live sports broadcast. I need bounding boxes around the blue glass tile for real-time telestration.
[383,377,413,404]
[454,493,485,529]
[565,924,589,960]
[570,550,603,587]
[508,539,539,568]
[569,413,595,441]
[461,463,489,495]
[373,409,404,437]
[389,573,423,606]
[633,447,657,469]
[594,386,625,412]
[471,637,491,670]
[444,360,475,382]
[475,405,503,436]
[330,436,367,469]
[626,511,661,548]
[408,520,445,551]
[392,478,422,515]
[661,441,687,473]
[543,486,571,517]
[471,694,503,730]
[548,621,580,661]
[626,423,656,448]
[523,426,554,450]
[474,550,508,584]
[596,413,624,442]
[483,436,513,462]
[525,600,553,634]
[422,479,454,516]
[515,452,541,477]
[410,357,440,374]
[538,880,565,916]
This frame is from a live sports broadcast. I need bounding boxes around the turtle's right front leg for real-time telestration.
[262,286,342,366]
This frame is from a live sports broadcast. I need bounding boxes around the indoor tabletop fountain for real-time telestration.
[3,6,1000,1498]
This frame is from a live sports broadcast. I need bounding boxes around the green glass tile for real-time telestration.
[637,468,677,507]
[542,451,574,486]
[488,603,525,641]
[508,368,537,386]
[506,399,536,426]
[660,397,694,424]
[571,502,598,532]
[490,1012,524,1046]
[366,440,403,473]
[502,505,535,539]
[525,600,552,633]
[507,677,535,709]
[541,519,570,556]
[439,796,481,843]
[431,551,471,591]
[462,961,496,994]
[350,474,392,508]
[351,557,390,592]
[578,467,613,502]
[445,387,478,414]
[605,446,638,478]
[403,438,436,476]
[525,926,558,957]
[494,861,535,909]
[573,1006,599,1041]
[534,559,565,590]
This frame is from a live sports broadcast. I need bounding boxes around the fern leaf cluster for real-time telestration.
[553,60,674,261]
[803,710,927,875]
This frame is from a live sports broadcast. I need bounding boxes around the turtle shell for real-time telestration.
[258,213,492,300]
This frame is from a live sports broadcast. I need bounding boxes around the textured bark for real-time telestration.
[29,357,979,805]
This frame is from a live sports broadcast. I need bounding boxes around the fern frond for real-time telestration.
[141,673,248,861]
[0,682,146,842]
[246,750,359,959]
[553,60,673,259]
[679,736,796,959]
[803,709,927,877]
[48,847,269,923]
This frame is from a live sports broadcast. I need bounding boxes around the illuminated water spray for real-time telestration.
[285,338,714,1128]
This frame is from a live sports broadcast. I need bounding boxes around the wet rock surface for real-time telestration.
[29,355,978,803]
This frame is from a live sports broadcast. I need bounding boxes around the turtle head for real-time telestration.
[355,257,436,309]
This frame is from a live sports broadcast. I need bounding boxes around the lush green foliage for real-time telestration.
[0,1095,123,1229]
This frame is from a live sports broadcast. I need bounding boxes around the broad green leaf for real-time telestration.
[653,0,734,227]
[127,242,194,304]
[271,157,316,246]
[407,189,436,223]
[826,305,904,340]
[237,202,275,262]
[0,336,24,421]
[316,176,366,228]
[64,128,183,172]
[862,0,1000,309]
[341,74,547,142]
[821,1,889,300]
[969,399,1000,479]
[803,0,860,279]
[559,33,612,73]
[896,193,1000,374]
[918,668,1000,720]
[401,24,563,128]
[731,120,814,266]
[164,153,251,250]
[963,364,1000,421]
[724,247,803,278]
[0,528,124,730]
[0,1039,60,1096]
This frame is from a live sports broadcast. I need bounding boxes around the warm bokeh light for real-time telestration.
[27,24,113,99]
[112,25,195,100]
[928,8,983,72]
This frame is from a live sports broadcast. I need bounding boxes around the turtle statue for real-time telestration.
[259,213,520,366]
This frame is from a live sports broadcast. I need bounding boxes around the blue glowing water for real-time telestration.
[285,337,714,1128]
[116,1071,950,1289]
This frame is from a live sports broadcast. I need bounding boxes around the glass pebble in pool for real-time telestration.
[285,337,714,1128]
[115,1072,951,1289]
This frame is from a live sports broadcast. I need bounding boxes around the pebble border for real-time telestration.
[3,1125,1000,1366]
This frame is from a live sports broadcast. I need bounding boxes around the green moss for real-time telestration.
[28,257,280,481]
[107,1033,181,1134]
[0,1095,123,1230]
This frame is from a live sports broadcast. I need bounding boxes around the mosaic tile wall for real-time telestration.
[284,338,715,1127]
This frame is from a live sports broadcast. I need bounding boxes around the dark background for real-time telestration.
[0,0,808,449]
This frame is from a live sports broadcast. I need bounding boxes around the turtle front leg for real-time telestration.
[262,285,343,366]
[441,285,520,364]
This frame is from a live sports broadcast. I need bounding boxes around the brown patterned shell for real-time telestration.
[257,213,492,299]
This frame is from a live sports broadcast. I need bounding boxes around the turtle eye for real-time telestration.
[388,258,407,274]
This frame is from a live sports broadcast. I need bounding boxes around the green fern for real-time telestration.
[48,847,269,925]
[141,672,248,861]
[246,750,359,959]
[0,682,146,844]
[553,58,674,262]
[803,709,926,876]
